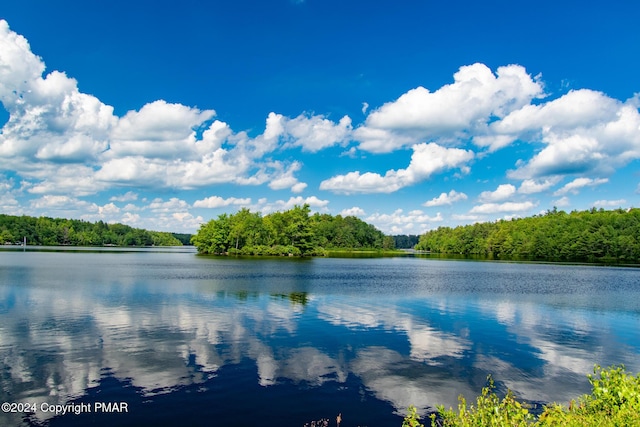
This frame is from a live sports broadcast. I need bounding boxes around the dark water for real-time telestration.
[0,248,639,426]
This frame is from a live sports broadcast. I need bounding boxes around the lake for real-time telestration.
[1,247,639,426]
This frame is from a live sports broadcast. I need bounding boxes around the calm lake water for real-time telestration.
[1,247,639,426]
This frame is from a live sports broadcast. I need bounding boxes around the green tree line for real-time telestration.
[191,204,393,256]
[393,234,420,249]
[0,214,183,246]
[415,207,640,263]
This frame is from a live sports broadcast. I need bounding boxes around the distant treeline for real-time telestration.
[392,234,420,249]
[171,233,193,245]
[415,207,640,263]
[192,204,392,256]
[0,214,183,246]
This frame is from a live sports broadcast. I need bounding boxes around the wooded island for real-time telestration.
[191,204,393,256]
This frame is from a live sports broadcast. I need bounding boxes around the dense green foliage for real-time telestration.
[170,232,193,245]
[415,208,640,263]
[191,204,388,256]
[0,214,182,246]
[427,365,640,427]
[394,234,420,249]
[431,378,534,427]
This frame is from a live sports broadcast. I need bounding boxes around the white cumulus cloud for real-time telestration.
[148,197,191,213]
[0,20,116,166]
[423,190,468,207]
[108,100,216,159]
[502,90,640,179]
[469,201,537,214]
[281,114,352,152]
[0,20,312,197]
[553,177,608,196]
[478,184,517,203]
[517,178,560,194]
[255,196,330,214]
[356,63,544,153]
[554,196,571,207]
[593,199,627,208]
[267,161,308,193]
[366,209,443,234]
[193,196,252,209]
[340,207,366,217]
[109,191,138,202]
[320,143,474,194]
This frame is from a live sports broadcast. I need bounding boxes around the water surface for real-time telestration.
[1,248,639,426]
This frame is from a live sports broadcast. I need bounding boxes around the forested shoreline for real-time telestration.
[0,214,184,246]
[5,207,638,261]
[416,207,640,263]
[191,204,393,256]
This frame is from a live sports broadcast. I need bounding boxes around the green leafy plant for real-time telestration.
[432,376,533,427]
[402,405,424,427]
[423,366,640,427]
[538,365,640,426]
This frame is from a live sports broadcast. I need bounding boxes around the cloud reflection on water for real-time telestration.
[1,254,639,425]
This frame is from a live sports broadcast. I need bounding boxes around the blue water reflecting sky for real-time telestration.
[0,250,639,426]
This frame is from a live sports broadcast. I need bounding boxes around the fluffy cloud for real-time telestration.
[95,149,262,190]
[93,197,206,232]
[29,195,82,210]
[109,191,138,202]
[320,143,474,194]
[255,196,330,214]
[593,199,627,208]
[148,197,191,213]
[25,164,106,196]
[0,21,313,197]
[113,101,215,142]
[290,182,308,193]
[155,212,204,232]
[356,63,544,153]
[0,176,21,213]
[340,206,366,217]
[266,161,308,193]
[351,127,415,154]
[472,134,517,152]
[469,201,537,214]
[98,202,120,216]
[511,134,605,178]
[423,190,468,207]
[366,209,443,234]
[517,178,560,194]
[554,196,571,207]
[281,114,352,152]
[96,113,310,190]
[319,170,395,194]
[478,184,517,203]
[108,100,217,159]
[494,90,620,135]
[27,195,131,224]
[553,177,608,196]
[0,22,116,165]
[193,196,252,209]
[0,21,44,94]
[502,90,640,179]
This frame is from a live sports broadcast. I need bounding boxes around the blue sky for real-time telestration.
[1,0,639,234]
